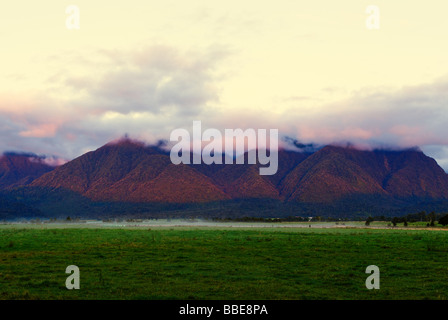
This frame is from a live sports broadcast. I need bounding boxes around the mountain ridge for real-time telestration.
[2,138,448,218]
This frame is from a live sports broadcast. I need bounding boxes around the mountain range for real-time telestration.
[2,138,448,219]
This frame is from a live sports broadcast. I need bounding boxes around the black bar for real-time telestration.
[0,300,441,319]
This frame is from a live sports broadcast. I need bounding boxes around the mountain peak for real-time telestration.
[104,137,146,148]
[0,153,55,189]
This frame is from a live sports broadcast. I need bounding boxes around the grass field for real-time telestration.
[1,222,448,300]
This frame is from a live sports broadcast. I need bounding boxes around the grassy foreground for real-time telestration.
[1,224,448,300]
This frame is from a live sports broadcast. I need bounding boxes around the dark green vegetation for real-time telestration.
[1,225,448,300]
[4,187,448,221]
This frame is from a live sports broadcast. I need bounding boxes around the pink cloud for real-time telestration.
[19,123,58,138]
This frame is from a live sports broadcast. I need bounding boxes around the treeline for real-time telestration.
[213,211,448,226]
[365,211,448,227]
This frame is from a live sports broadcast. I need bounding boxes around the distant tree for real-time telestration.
[438,214,448,226]
[429,212,436,227]
[365,216,374,226]
[66,216,71,222]
[391,217,399,227]
[403,218,408,227]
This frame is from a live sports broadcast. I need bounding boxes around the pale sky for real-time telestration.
[1,1,448,169]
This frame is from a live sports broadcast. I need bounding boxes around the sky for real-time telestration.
[1,1,448,170]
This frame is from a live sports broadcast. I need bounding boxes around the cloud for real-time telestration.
[59,45,228,117]
[1,151,66,167]
[281,137,321,152]
[3,151,43,158]
[0,44,228,159]
[167,75,448,154]
[2,42,448,171]
[191,76,448,169]
[273,76,448,149]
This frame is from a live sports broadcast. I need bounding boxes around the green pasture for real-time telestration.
[1,223,447,300]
